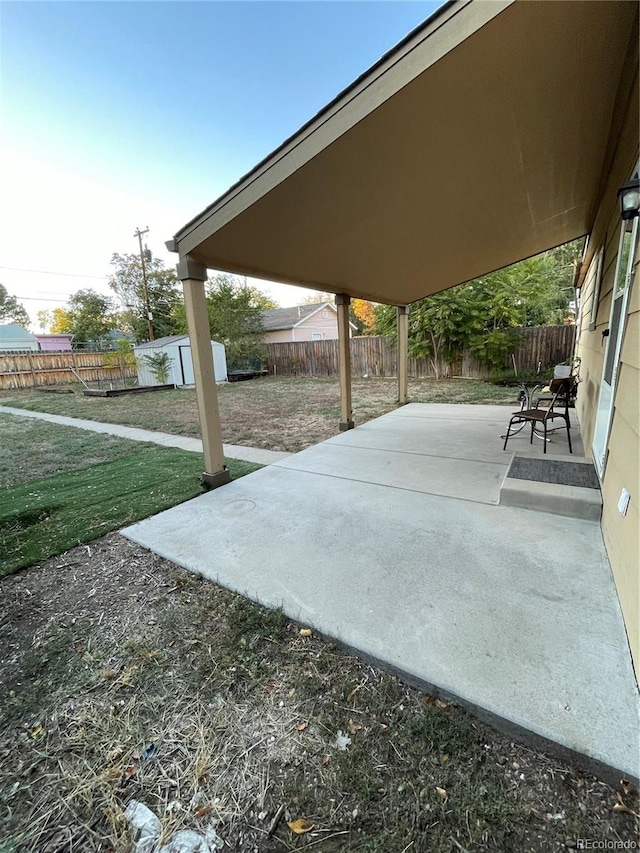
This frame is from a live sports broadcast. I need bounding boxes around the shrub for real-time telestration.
[141,351,173,384]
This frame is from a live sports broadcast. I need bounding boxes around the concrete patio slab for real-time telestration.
[326,410,510,465]
[122,404,640,783]
[387,402,584,456]
[277,441,507,504]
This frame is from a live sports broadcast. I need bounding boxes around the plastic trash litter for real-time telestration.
[124,801,162,853]
[158,828,225,852]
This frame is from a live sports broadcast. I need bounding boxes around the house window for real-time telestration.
[312,332,323,341]
[587,246,605,331]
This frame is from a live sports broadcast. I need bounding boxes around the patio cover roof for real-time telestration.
[169,0,638,305]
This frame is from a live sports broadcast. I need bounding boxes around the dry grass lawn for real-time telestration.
[0,378,518,452]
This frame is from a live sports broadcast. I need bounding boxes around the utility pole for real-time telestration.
[134,226,154,341]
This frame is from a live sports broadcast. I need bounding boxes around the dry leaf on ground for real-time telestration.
[287,817,314,834]
[436,786,448,801]
[613,803,639,817]
[299,628,312,637]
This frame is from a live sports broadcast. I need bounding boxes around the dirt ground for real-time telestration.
[1,534,638,853]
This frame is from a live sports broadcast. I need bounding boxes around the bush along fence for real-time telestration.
[0,351,138,390]
[264,325,576,380]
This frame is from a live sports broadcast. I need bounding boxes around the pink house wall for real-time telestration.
[264,307,352,343]
[36,335,73,351]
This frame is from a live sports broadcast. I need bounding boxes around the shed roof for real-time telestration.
[134,335,190,350]
[168,0,638,305]
[134,335,223,349]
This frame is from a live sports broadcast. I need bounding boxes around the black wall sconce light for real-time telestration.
[617,175,640,220]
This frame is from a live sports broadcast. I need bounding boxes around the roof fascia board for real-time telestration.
[295,306,357,330]
[292,302,336,327]
[175,0,514,259]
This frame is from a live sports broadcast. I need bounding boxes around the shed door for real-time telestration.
[592,214,638,476]
[179,346,194,385]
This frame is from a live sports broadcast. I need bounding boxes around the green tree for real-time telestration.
[37,310,51,332]
[376,286,479,378]
[207,274,269,367]
[57,289,116,348]
[141,351,173,384]
[375,240,581,372]
[175,273,273,368]
[103,339,137,385]
[108,252,182,341]
[0,284,30,327]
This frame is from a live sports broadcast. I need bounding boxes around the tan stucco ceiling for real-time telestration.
[171,0,638,305]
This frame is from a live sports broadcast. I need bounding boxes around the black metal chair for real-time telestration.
[503,378,573,454]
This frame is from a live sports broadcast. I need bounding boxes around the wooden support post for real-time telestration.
[178,255,231,489]
[397,305,409,405]
[336,293,354,430]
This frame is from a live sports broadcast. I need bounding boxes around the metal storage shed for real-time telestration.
[134,335,227,387]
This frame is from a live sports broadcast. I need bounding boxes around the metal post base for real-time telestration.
[339,420,355,431]
[201,468,232,489]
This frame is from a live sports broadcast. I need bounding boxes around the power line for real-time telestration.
[17,290,75,298]
[0,265,108,279]
[16,295,75,302]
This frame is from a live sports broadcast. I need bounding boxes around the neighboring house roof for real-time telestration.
[262,303,330,330]
[134,335,223,349]
[262,302,356,331]
[0,324,37,344]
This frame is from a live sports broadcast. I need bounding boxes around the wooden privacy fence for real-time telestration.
[264,326,576,379]
[0,351,137,390]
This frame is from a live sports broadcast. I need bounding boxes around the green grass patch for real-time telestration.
[0,413,164,487]
[0,448,260,576]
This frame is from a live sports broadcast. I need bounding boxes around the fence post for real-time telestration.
[27,352,37,388]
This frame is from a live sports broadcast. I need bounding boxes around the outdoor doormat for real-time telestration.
[507,456,600,489]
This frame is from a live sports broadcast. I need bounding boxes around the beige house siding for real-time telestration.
[265,328,301,344]
[264,307,349,343]
[575,53,639,675]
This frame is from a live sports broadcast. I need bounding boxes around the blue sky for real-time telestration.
[1,1,440,322]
